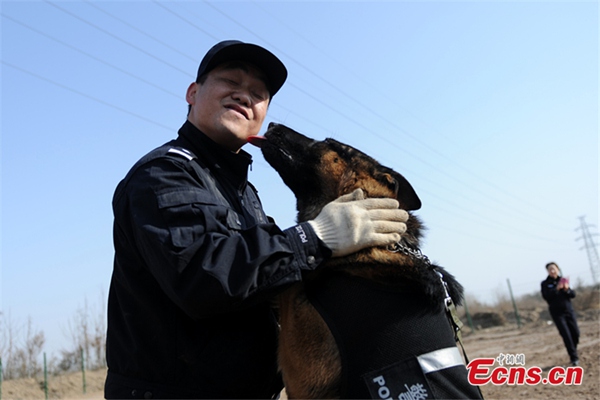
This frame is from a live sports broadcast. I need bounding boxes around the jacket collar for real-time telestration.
[176,120,253,190]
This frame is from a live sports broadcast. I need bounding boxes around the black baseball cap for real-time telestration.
[196,40,288,97]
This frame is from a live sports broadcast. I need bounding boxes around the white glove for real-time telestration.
[308,189,408,258]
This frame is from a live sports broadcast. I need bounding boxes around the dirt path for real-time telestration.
[461,316,599,399]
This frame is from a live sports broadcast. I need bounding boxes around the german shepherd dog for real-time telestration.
[250,123,482,399]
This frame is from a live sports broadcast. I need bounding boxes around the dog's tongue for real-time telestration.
[247,135,267,148]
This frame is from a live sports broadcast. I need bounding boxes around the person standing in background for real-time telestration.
[541,261,580,366]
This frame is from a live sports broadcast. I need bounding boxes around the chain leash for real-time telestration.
[386,240,483,397]
[387,241,468,359]
[386,241,431,265]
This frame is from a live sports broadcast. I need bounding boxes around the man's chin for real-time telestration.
[222,129,256,152]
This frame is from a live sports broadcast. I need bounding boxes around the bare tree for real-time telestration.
[0,313,45,379]
[24,317,45,377]
[60,293,106,372]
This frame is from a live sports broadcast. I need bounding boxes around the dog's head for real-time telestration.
[251,123,421,223]
[251,123,464,306]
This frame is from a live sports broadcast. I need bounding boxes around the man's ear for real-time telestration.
[186,82,198,106]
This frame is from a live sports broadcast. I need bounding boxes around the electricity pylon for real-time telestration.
[576,215,599,285]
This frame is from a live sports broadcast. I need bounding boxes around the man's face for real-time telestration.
[186,62,270,152]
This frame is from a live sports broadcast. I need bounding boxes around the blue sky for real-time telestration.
[2,1,598,357]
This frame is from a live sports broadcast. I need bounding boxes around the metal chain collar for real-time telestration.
[386,241,432,266]
[387,241,452,310]
[386,240,463,339]
[386,240,474,370]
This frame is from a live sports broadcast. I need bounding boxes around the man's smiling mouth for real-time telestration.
[224,104,249,119]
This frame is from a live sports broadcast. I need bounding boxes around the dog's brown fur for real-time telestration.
[258,123,463,399]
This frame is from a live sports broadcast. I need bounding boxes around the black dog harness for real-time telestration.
[305,271,482,399]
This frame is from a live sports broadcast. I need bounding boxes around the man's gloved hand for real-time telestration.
[308,188,409,258]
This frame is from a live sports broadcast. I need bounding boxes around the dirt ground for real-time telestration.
[1,368,106,400]
[461,310,599,400]
[2,311,598,399]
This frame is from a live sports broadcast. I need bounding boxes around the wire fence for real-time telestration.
[0,347,94,400]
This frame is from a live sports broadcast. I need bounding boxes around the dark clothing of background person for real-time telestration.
[105,120,329,399]
[541,276,580,364]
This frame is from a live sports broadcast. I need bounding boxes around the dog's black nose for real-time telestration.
[268,122,279,129]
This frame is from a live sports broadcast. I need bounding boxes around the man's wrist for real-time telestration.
[284,222,331,270]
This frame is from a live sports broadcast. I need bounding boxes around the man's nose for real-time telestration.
[232,90,252,107]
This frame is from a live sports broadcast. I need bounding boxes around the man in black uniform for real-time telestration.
[104,40,409,399]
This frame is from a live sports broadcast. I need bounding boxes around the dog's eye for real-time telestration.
[333,157,339,163]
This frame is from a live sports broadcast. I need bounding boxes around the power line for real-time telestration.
[198,1,571,232]
[43,0,191,77]
[151,0,219,42]
[83,0,198,63]
[266,100,566,245]
[2,60,172,132]
[252,0,567,227]
[154,1,572,234]
[1,13,181,101]
[3,2,589,243]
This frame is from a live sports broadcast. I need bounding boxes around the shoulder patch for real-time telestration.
[167,147,196,161]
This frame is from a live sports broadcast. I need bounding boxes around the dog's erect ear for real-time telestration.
[379,171,422,211]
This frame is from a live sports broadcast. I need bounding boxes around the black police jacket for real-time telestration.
[105,120,328,399]
[541,276,576,314]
